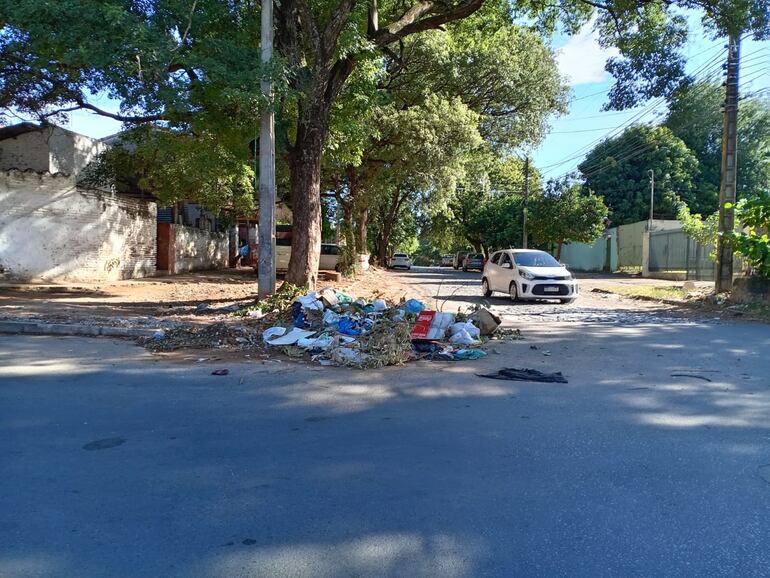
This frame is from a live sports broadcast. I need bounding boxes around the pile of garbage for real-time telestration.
[260,288,507,368]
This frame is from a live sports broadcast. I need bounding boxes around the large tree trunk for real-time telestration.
[355,206,368,255]
[285,60,356,287]
[286,112,326,288]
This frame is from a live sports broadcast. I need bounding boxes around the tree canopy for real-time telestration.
[578,125,699,225]
[666,82,770,211]
[529,181,608,259]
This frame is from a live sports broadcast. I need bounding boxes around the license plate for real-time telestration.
[543,286,559,293]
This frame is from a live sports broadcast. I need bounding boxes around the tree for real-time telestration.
[528,182,608,259]
[4,0,767,286]
[579,125,699,225]
[666,82,770,213]
[324,16,567,259]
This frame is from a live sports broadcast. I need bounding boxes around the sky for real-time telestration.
[29,16,770,181]
[537,20,769,180]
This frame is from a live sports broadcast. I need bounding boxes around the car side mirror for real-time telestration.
[502,262,512,269]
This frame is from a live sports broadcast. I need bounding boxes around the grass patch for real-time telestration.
[603,285,689,301]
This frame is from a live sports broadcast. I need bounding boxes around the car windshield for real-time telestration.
[394,253,407,258]
[513,251,560,267]
[468,254,483,259]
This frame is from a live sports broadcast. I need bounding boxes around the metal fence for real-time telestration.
[649,229,715,280]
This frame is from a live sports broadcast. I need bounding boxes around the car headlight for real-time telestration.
[520,270,535,280]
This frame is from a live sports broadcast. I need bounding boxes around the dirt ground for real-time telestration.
[0,265,713,329]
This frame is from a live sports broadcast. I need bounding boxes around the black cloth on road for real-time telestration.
[477,368,568,383]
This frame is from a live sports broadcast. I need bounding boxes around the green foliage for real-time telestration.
[728,192,770,278]
[82,126,256,214]
[579,125,699,225]
[677,203,719,255]
[528,182,608,258]
[666,83,770,212]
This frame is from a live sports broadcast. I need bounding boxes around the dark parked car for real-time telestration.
[462,253,485,272]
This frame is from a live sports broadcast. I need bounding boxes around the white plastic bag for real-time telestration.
[297,335,333,350]
[262,327,286,343]
[449,328,478,346]
[297,292,324,311]
[450,321,480,339]
[372,298,388,311]
[266,328,315,346]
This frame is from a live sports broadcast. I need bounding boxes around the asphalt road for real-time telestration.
[2,271,770,577]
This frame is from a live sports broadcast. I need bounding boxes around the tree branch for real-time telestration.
[72,98,168,123]
[371,0,485,46]
[321,0,357,60]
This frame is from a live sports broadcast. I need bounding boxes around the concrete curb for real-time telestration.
[0,320,156,338]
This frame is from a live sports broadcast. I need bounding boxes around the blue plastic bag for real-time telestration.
[403,299,426,314]
[338,317,363,336]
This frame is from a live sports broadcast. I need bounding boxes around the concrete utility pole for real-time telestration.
[715,33,741,293]
[258,0,276,299]
[522,156,529,249]
[648,169,654,229]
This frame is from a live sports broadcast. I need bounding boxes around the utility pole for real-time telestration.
[522,156,529,249]
[715,33,740,293]
[648,169,654,230]
[258,0,276,299]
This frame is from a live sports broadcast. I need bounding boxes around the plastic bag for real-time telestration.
[372,299,388,312]
[297,292,324,311]
[322,309,341,327]
[404,298,426,314]
[453,349,487,360]
[297,335,333,350]
[338,317,363,336]
[263,327,286,342]
[335,291,354,304]
[265,327,315,345]
[450,321,480,339]
[449,329,478,346]
[291,301,310,328]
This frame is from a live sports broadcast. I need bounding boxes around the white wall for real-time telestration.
[0,170,157,282]
[0,126,107,177]
[172,225,228,274]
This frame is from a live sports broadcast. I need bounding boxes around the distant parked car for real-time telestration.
[481,249,578,303]
[452,252,466,270]
[389,253,412,270]
[441,254,454,267]
[462,253,485,272]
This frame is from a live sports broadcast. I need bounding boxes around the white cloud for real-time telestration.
[556,21,620,86]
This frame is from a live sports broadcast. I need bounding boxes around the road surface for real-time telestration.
[2,268,769,577]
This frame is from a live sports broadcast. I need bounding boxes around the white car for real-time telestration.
[265,241,341,272]
[389,253,412,270]
[481,249,578,303]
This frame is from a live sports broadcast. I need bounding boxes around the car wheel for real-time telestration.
[481,278,492,297]
[462,267,467,272]
[559,298,576,304]
[509,281,519,302]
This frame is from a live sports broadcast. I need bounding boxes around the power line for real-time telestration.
[538,49,728,179]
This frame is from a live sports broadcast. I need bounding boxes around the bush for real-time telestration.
[727,192,770,278]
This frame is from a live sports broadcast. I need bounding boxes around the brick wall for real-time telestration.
[0,126,107,176]
[158,224,228,274]
[0,170,157,282]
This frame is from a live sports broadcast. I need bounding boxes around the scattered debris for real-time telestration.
[141,284,523,368]
[477,368,568,383]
